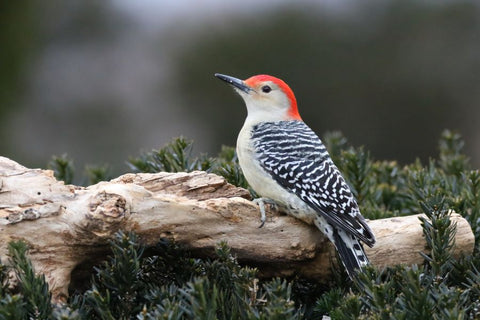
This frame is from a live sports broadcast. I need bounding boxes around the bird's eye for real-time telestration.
[261,85,272,93]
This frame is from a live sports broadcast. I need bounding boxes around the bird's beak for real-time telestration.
[215,73,253,94]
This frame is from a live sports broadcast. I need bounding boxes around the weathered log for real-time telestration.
[0,156,475,302]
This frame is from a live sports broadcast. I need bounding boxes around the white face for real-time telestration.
[237,81,292,121]
[215,73,300,122]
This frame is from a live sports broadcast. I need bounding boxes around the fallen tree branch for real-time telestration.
[0,156,474,302]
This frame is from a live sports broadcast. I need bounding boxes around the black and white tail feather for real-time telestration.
[333,229,369,278]
[251,120,375,278]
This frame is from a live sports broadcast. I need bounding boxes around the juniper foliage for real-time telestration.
[1,130,479,319]
[48,154,75,185]
[69,233,301,319]
[127,137,214,174]
[127,137,251,190]
[0,241,52,320]
[48,154,112,186]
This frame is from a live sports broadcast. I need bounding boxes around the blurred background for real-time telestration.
[2,0,480,180]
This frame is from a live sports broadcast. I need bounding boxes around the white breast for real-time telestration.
[236,122,316,225]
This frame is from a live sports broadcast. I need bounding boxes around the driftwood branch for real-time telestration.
[0,156,475,302]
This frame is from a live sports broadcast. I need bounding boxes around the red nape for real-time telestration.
[245,74,302,121]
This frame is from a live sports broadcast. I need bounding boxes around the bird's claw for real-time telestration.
[253,198,277,228]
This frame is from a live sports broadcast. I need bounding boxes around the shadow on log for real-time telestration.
[0,156,475,302]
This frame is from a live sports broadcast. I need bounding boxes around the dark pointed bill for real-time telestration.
[215,73,253,93]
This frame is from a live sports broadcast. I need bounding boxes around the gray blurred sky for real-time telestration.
[114,0,344,27]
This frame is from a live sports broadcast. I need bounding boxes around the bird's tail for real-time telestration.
[332,228,369,279]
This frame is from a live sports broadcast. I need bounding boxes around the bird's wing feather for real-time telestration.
[251,121,375,246]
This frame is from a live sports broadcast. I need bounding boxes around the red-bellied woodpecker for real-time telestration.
[214,73,376,278]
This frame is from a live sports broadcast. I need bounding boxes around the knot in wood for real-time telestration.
[88,191,128,219]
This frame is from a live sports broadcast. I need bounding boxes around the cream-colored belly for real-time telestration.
[236,125,316,225]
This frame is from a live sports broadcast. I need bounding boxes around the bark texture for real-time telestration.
[0,156,474,302]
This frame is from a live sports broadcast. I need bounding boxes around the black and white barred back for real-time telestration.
[251,120,376,277]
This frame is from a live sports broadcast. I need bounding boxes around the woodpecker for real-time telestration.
[214,73,376,278]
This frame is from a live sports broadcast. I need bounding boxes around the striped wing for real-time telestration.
[251,121,375,247]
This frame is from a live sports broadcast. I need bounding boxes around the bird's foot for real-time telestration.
[253,198,278,228]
